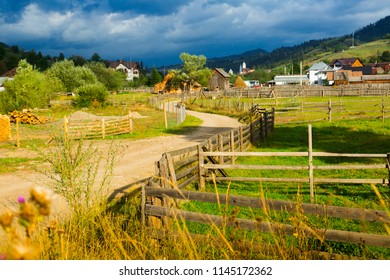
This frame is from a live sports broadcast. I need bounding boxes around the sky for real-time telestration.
[0,0,389,67]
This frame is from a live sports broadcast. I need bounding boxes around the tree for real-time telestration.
[148,67,162,86]
[178,53,211,90]
[85,61,125,91]
[380,50,390,62]
[46,60,98,92]
[90,53,102,62]
[0,60,55,113]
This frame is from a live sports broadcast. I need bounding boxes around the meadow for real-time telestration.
[1,91,389,260]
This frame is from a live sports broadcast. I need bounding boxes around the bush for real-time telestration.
[74,83,109,108]
[0,60,54,113]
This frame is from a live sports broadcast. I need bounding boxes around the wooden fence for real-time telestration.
[185,94,390,123]
[201,125,390,203]
[150,97,186,126]
[220,84,390,98]
[64,114,133,139]
[141,119,390,256]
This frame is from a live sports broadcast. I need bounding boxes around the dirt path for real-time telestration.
[0,110,241,215]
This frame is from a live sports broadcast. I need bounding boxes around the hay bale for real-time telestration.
[0,115,11,141]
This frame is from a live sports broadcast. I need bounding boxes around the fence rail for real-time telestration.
[64,114,133,139]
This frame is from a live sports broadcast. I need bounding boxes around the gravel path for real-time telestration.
[0,110,242,216]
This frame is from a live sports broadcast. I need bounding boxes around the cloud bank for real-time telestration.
[0,0,389,66]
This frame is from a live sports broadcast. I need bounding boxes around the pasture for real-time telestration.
[1,89,389,260]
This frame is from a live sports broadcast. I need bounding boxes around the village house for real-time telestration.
[108,60,140,81]
[307,62,333,85]
[208,68,231,91]
[328,57,364,70]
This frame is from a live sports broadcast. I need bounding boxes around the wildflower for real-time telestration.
[11,240,39,260]
[19,202,38,228]
[18,196,25,204]
[0,210,14,231]
[30,187,52,216]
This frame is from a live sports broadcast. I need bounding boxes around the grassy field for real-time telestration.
[179,116,390,259]
[1,92,389,260]
[186,95,390,124]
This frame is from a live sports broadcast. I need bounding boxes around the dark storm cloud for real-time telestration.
[0,0,389,66]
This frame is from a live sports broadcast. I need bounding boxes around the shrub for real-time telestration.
[74,83,108,108]
[0,60,55,113]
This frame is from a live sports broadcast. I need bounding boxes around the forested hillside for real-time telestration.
[205,15,390,71]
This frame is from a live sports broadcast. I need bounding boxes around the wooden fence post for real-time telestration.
[386,153,390,188]
[308,124,314,203]
[128,111,133,133]
[63,117,68,142]
[382,96,385,123]
[218,134,224,164]
[198,145,205,190]
[163,101,168,129]
[230,130,235,164]
[328,99,332,122]
[239,126,244,152]
[102,119,106,139]
[16,118,20,148]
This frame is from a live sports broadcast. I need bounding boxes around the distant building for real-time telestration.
[209,68,231,91]
[270,75,309,85]
[329,57,363,70]
[108,60,140,81]
[239,61,254,75]
[307,62,333,85]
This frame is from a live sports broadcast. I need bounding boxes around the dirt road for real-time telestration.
[0,110,241,215]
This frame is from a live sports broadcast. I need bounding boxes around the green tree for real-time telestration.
[178,53,211,90]
[85,62,125,91]
[90,53,102,62]
[46,60,98,92]
[148,67,162,86]
[380,50,390,62]
[0,60,55,113]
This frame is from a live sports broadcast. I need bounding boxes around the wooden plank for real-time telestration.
[314,178,386,184]
[168,145,198,157]
[145,205,390,248]
[145,187,390,223]
[166,153,178,188]
[178,175,198,189]
[203,151,309,157]
[204,163,308,171]
[314,164,386,170]
[198,145,205,190]
[205,176,309,183]
[176,165,198,180]
[313,152,387,158]
[174,155,198,169]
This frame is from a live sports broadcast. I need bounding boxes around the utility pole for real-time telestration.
[300,61,303,85]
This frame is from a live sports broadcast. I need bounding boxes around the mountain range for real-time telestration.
[205,15,390,72]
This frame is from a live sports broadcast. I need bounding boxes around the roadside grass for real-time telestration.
[0,157,37,173]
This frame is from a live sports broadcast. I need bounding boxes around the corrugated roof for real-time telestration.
[308,62,332,71]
